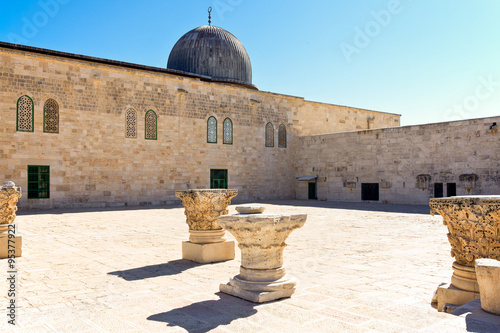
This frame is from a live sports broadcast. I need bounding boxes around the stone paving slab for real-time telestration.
[1,200,499,332]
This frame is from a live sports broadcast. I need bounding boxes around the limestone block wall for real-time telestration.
[292,101,401,136]
[0,44,404,209]
[0,47,295,209]
[295,117,500,205]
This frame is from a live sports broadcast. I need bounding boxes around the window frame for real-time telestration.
[223,117,233,145]
[265,122,274,147]
[43,98,59,134]
[27,165,50,199]
[207,116,217,144]
[125,108,137,138]
[16,95,34,132]
[144,109,158,140]
[278,123,287,148]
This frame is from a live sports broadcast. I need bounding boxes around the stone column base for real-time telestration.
[182,240,235,264]
[220,267,297,303]
[220,282,295,303]
[0,236,22,258]
[436,283,479,312]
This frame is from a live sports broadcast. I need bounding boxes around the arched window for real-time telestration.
[265,122,274,147]
[278,123,286,148]
[207,116,217,143]
[17,95,34,132]
[125,109,137,138]
[145,110,157,140]
[43,99,59,133]
[223,118,233,145]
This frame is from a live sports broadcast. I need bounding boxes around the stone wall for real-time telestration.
[0,45,399,209]
[293,101,400,136]
[295,117,500,204]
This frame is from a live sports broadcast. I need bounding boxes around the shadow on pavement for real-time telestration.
[147,292,258,332]
[108,259,202,281]
[16,203,183,215]
[260,199,432,215]
[17,199,432,216]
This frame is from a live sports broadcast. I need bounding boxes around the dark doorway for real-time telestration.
[447,183,457,197]
[434,183,444,198]
[361,183,379,201]
[308,182,317,200]
[210,169,228,189]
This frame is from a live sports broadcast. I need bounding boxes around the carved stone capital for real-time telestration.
[0,182,22,225]
[217,214,307,269]
[218,213,307,303]
[430,196,500,267]
[175,189,238,230]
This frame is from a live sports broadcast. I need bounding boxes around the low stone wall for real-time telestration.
[295,116,500,204]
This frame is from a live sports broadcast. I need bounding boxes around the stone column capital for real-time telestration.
[175,189,238,230]
[218,214,307,269]
[0,182,22,225]
[430,196,500,267]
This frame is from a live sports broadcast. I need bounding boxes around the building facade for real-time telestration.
[0,23,497,209]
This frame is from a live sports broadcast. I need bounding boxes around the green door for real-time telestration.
[210,169,228,189]
[308,182,317,200]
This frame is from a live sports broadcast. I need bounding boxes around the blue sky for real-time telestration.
[1,0,499,126]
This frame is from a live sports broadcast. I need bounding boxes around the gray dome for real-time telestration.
[167,25,253,88]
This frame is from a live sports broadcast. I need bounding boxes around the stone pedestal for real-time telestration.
[0,181,22,258]
[217,213,307,303]
[175,189,237,264]
[430,196,500,311]
[475,258,500,315]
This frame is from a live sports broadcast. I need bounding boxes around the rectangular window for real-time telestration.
[28,165,50,199]
[434,183,444,198]
[210,169,228,189]
[361,183,379,201]
[447,183,457,197]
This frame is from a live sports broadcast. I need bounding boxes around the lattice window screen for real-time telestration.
[43,99,59,133]
[223,118,233,144]
[126,109,137,138]
[17,95,34,132]
[207,116,217,143]
[278,123,286,148]
[145,110,157,140]
[265,122,274,147]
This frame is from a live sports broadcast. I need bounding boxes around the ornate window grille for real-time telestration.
[145,110,157,140]
[43,99,59,133]
[223,118,233,145]
[125,109,137,138]
[278,123,287,148]
[265,122,274,147]
[207,116,217,143]
[17,95,34,132]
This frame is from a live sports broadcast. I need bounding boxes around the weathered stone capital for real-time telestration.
[175,189,238,230]
[0,182,22,225]
[430,196,500,267]
[217,214,307,269]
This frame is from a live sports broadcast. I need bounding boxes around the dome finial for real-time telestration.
[208,7,212,26]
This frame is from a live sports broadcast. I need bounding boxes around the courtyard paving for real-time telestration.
[2,200,500,332]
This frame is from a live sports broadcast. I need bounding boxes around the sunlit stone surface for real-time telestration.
[218,213,306,303]
[0,181,22,258]
[430,196,500,311]
[175,189,238,263]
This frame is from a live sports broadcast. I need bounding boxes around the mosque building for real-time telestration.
[0,16,498,209]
